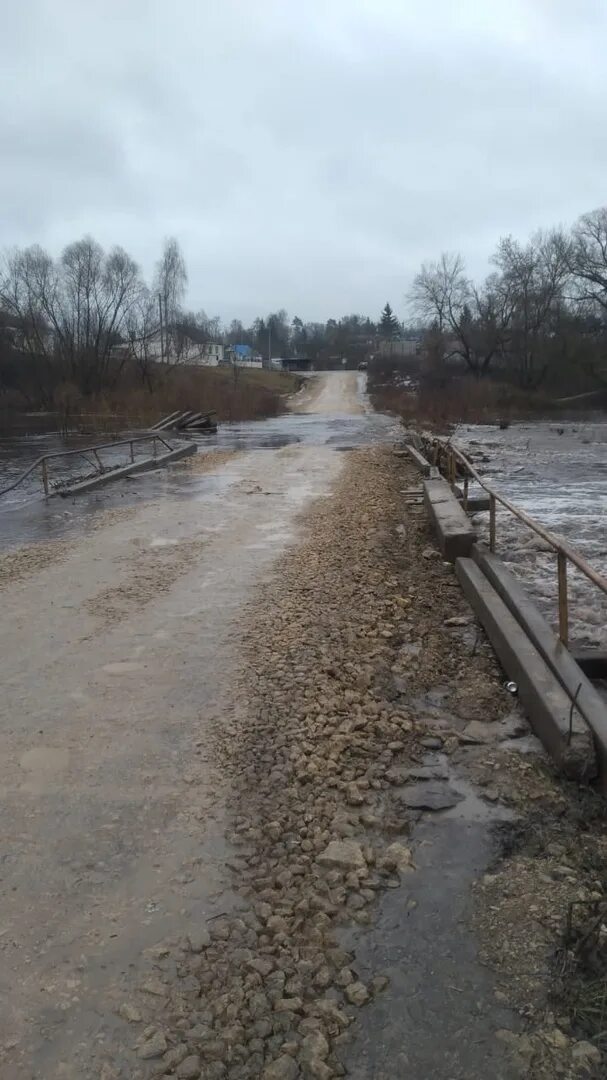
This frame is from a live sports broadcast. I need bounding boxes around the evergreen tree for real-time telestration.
[379,302,399,339]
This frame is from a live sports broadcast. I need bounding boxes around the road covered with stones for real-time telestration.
[3,374,606,1079]
[117,440,607,1080]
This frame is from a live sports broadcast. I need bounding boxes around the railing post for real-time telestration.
[448,449,455,487]
[41,458,49,497]
[489,494,496,552]
[558,551,569,646]
[130,441,134,463]
[463,476,469,511]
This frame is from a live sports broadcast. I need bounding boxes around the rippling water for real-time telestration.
[454,420,607,648]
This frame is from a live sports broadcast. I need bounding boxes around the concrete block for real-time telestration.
[453,488,491,513]
[423,478,476,562]
[475,547,607,780]
[456,557,597,781]
[406,445,432,476]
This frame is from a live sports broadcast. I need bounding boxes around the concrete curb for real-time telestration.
[58,443,197,496]
[406,445,432,476]
[423,478,476,562]
[475,547,607,781]
[456,557,597,781]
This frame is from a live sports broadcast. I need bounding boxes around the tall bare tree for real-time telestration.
[154,237,187,362]
[569,207,607,313]
[0,237,142,396]
[410,253,511,376]
[493,229,570,388]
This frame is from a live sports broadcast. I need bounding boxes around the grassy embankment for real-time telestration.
[368,363,607,432]
[3,365,302,435]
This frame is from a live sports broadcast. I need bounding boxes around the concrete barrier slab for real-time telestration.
[456,557,597,781]
[406,445,432,476]
[475,547,607,781]
[423,478,476,562]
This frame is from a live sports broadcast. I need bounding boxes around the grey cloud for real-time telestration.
[1,0,607,323]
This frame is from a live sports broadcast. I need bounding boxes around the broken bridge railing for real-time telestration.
[425,435,607,647]
[0,433,174,501]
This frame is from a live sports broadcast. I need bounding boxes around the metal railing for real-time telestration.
[0,434,174,500]
[426,435,607,647]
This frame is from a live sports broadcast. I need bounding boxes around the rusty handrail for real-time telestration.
[0,434,174,499]
[426,435,607,645]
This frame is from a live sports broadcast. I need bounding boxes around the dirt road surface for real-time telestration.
[1,372,605,1079]
[0,373,364,1077]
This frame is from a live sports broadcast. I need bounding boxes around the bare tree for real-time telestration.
[124,287,158,390]
[493,229,570,388]
[570,207,607,313]
[409,253,469,334]
[154,237,187,362]
[410,253,511,376]
[0,237,143,397]
[0,245,60,405]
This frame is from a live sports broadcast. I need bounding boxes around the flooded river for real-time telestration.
[3,401,605,648]
[454,420,607,648]
[0,377,396,549]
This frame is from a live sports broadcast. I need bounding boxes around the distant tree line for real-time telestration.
[0,230,409,410]
[409,206,607,392]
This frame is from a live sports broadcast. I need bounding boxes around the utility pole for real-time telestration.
[158,293,165,364]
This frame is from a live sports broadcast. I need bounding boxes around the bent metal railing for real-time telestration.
[426,435,607,647]
[0,434,174,501]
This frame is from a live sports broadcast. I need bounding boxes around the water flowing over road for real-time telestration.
[0,373,391,548]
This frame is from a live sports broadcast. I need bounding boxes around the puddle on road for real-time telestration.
[339,757,522,1080]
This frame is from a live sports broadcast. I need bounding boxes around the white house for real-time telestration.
[113,330,224,367]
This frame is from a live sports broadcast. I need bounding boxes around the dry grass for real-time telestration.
[369,371,569,432]
[43,365,301,434]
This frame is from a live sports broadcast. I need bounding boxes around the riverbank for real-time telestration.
[0,365,301,436]
[368,368,607,431]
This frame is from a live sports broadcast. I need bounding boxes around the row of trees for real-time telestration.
[0,236,189,405]
[221,304,401,363]
[0,235,409,407]
[410,207,607,389]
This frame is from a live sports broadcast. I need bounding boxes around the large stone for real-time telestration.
[571,1040,602,1068]
[187,929,211,953]
[403,763,449,781]
[344,981,370,1006]
[378,842,414,873]
[262,1054,300,1080]
[117,1001,141,1023]
[136,1031,167,1059]
[317,840,366,871]
[300,1031,329,1063]
[176,1055,201,1079]
[459,720,492,743]
[274,997,304,1014]
[396,783,464,811]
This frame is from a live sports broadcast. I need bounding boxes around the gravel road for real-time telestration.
[0,373,604,1079]
[0,374,360,1078]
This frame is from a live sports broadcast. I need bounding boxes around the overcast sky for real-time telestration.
[2,0,607,324]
